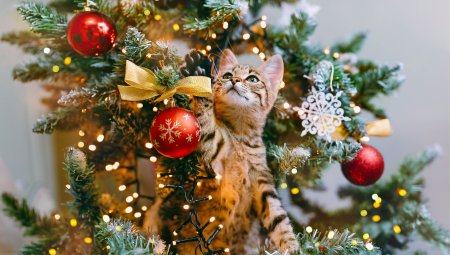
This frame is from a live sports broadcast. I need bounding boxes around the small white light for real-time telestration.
[54,214,61,220]
[283,102,290,109]
[103,215,110,223]
[141,206,148,211]
[208,195,213,200]
[291,168,298,174]
[125,206,133,213]
[158,184,165,188]
[105,164,113,171]
[118,185,126,191]
[43,47,51,54]
[209,217,216,222]
[360,136,370,143]
[224,248,230,253]
[219,224,223,229]
[183,204,190,210]
[78,130,85,137]
[206,45,212,51]
[137,103,144,109]
[133,192,139,198]
[163,99,169,105]
[258,52,266,60]
[65,184,71,190]
[211,33,217,39]
[145,143,153,149]
[328,230,335,239]
[372,194,379,201]
[223,21,229,29]
[306,226,313,233]
[97,134,105,142]
[242,33,250,40]
[261,15,267,21]
[260,20,267,28]
[126,196,133,203]
[365,242,374,251]
[78,141,85,148]
[134,212,142,218]
[150,156,157,162]
[252,47,259,54]
[353,106,361,114]
[88,145,96,151]
[153,107,158,112]
[113,162,120,170]
[173,231,178,236]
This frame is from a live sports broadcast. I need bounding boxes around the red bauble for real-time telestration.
[150,108,201,158]
[67,11,117,57]
[341,144,384,186]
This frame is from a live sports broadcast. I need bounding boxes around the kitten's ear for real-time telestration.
[218,49,238,74]
[259,55,284,92]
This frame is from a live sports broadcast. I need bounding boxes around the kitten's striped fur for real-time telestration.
[146,49,298,254]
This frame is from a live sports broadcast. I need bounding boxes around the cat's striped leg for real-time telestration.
[252,170,298,254]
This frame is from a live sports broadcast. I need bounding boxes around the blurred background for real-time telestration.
[0,0,449,253]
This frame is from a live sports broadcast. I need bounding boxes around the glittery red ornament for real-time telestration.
[341,144,384,186]
[67,11,117,57]
[150,108,201,158]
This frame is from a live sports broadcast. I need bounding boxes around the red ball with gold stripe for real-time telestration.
[150,108,201,158]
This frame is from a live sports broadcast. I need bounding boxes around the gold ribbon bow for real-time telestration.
[118,60,212,102]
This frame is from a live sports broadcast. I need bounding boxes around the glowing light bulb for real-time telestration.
[365,243,374,251]
[121,48,127,54]
[133,192,139,198]
[158,184,165,188]
[360,136,370,143]
[105,164,113,171]
[66,184,71,190]
[84,237,93,244]
[306,226,313,233]
[258,52,266,60]
[172,23,180,31]
[197,182,202,187]
[398,188,407,197]
[260,20,267,28]
[243,33,250,40]
[371,194,379,200]
[144,9,150,16]
[126,196,133,203]
[362,233,370,240]
[78,142,85,148]
[291,187,300,195]
[150,156,157,162]
[113,162,120,170]
[48,248,57,255]
[252,47,260,54]
[145,143,153,149]
[353,106,361,113]
[154,14,162,21]
[283,102,290,109]
[224,248,230,253]
[97,134,105,142]
[327,231,335,239]
[153,107,158,112]
[103,215,110,223]
[211,33,217,39]
[209,217,216,222]
[70,219,77,227]
[136,103,144,109]
[223,21,229,29]
[280,81,285,89]
[54,214,61,220]
[134,212,142,218]
[206,45,212,51]
[360,210,368,217]
[88,145,96,151]
[183,204,190,210]
[333,52,340,59]
[125,206,133,213]
[208,195,213,200]
[323,48,330,55]
[372,215,381,222]
[43,47,51,54]
[64,57,72,65]
[280,183,287,189]
[291,168,298,174]
[173,231,178,236]
[118,185,126,191]
[141,206,148,211]
[78,130,85,137]
[393,225,401,234]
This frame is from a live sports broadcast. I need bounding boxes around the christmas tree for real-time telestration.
[2,0,449,254]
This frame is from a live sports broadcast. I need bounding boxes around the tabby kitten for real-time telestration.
[146,49,298,254]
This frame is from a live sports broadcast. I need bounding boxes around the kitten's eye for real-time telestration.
[222,72,232,79]
[246,75,260,83]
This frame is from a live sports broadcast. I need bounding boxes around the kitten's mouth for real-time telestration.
[227,87,249,100]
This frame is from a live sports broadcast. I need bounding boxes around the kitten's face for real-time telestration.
[213,49,284,117]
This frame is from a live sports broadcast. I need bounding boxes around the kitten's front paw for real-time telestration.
[268,229,299,255]
[278,235,299,255]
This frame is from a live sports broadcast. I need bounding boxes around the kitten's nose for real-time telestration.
[231,77,242,84]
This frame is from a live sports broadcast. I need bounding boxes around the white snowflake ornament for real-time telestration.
[296,87,350,140]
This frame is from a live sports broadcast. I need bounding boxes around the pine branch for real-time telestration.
[269,144,310,175]
[64,148,101,225]
[17,1,67,38]
[96,219,168,255]
[1,193,58,237]
[1,31,46,54]
[265,228,381,254]
[332,32,367,54]
[183,0,243,33]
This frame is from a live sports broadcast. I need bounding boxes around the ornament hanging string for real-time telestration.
[118,61,212,102]
[328,63,334,92]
